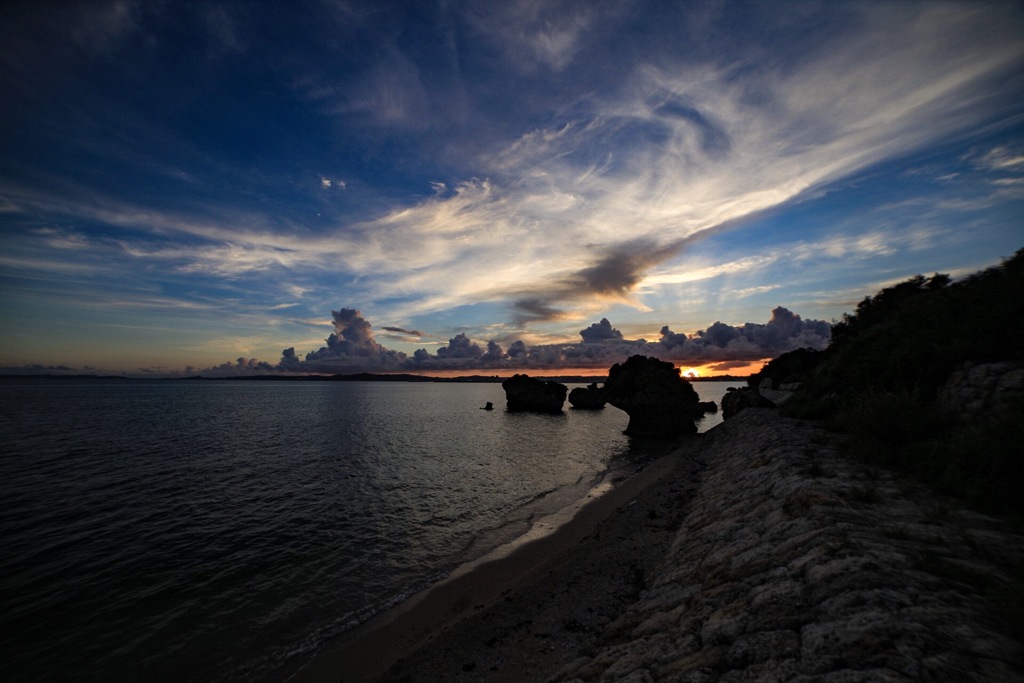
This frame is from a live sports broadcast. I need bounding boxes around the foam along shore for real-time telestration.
[291,437,706,683]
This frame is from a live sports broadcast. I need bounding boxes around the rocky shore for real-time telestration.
[376,409,1024,682]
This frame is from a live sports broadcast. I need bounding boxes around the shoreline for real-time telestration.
[295,409,1024,682]
[294,407,1024,681]
[289,436,706,683]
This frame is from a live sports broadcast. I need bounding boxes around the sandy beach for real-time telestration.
[292,436,707,683]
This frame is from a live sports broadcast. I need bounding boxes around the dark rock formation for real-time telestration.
[697,400,718,414]
[602,355,702,437]
[568,383,606,410]
[501,374,567,413]
[721,386,775,420]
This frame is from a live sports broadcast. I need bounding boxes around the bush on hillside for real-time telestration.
[765,248,1024,516]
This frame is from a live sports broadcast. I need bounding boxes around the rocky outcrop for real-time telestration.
[938,361,1024,423]
[568,383,606,410]
[602,355,702,437]
[501,374,567,413]
[553,409,1024,681]
[696,400,717,414]
[721,385,775,419]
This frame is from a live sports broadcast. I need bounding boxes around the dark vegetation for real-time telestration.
[753,248,1024,517]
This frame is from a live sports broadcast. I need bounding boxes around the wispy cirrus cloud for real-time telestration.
[10,3,1023,306]
[2,1,1022,373]
[464,0,622,73]
[318,2,1024,325]
[976,146,1024,171]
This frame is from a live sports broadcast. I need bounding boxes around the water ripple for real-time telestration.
[0,379,739,681]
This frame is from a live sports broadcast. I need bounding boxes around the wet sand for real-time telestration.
[291,436,706,683]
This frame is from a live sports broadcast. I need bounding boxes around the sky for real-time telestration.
[1,1,1022,377]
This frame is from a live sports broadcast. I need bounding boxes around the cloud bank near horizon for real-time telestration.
[183,305,831,377]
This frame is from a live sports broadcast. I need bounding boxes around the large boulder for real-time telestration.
[697,400,718,414]
[501,374,568,413]
[721,386,775,420]
[568,383,606,409]
[603,355,702,437]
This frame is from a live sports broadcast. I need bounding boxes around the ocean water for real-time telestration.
[0,379,740,681]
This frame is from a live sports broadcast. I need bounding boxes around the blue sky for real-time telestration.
[1,1,1022,376]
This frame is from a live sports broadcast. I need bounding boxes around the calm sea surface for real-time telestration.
[0,379,740,681]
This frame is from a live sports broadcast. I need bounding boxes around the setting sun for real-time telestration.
[672,360,768,378]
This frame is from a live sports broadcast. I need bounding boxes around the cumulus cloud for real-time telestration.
[580,318,623,343]
[481,340,505,362]
[507,306,830,369]
[658,307,831,362]
[190,300,830,376]
[201,357,278,376]
[435,333,484,359]
[406,333,501,371]
[507,340,528,358]
[261,306,830,374]
[302,307,408,371]
[279,347,301,371]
